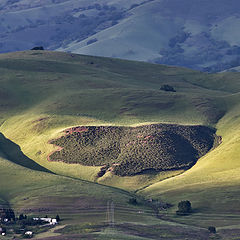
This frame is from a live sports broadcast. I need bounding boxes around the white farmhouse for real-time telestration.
[51,219,57,225]
[33,217,58,225]
[25,231,33,237]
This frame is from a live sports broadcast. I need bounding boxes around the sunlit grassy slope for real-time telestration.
[140,93,240,226]
[0,51,229,175]
[0,147,136,220]
[1,51,240,227]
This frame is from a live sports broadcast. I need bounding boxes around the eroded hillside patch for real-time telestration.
[49,124,218,176]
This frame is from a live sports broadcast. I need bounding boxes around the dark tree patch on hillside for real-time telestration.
[176,200,192,215]
[160,84,176,92]
[31,46,44,50]
[49,124,218,176]
[87,38,98,45]
[0,208,15,222]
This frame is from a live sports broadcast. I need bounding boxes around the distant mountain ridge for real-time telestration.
[1,0,240,72]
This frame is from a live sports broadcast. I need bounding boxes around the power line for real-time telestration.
[106,200,114,227]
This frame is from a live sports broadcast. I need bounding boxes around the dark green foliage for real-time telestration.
[97,164,110,177]
[0,226,6,233]
[128,198,137,205]
[31,46,44,50]
[0,208,15,221]
[19,213,24,220]
[176,200,192,215]
[20,218,44,226]
[208,226,216,234]
[87,38,98,45]
[49,124,216,176]
[160,84,176,92]
[18,214,27,221]
[56,215,60,222]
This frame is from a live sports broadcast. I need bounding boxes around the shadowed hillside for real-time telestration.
[0,133,51,172]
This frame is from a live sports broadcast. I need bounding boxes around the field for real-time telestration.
[1,50,240,238]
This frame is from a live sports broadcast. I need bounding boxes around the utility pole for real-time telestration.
[106,200,114,227]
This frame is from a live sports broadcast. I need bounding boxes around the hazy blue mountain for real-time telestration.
[1,0,240,72]
[0,0,145,51]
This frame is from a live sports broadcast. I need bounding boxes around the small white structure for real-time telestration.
[33,217,58,225]
[25,231,33,236]
[3,218,8,222]
[51,219,57,225]
[40,217,52,223]
[0,226,6,236]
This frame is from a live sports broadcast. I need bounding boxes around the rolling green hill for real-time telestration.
[1,50,240,238]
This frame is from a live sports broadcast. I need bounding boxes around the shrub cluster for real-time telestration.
[160,84,176,92]
[49,124,216,176]
[176,200,192,215]
[0,208,15,222]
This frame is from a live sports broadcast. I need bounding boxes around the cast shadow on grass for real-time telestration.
[0,132,51,173]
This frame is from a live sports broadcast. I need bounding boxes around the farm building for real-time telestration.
[33,217,58,225]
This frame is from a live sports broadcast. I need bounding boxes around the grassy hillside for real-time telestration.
[0,50,229,182]
[0,145,213,239]
[0,150,160,239]
[140,95,240,227]
[1,50,240,234]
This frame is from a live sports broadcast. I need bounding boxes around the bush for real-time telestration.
[160,84,176,92]
[19,213,24,220]
[56,215,60,222]
[176,200,192,215]
[31,46,44,50]
[87,38,98,45]
[208,226,216,234]
[0,208,15,221]
[128,198,137,205]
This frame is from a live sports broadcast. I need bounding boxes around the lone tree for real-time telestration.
[160,84,176,92]
[128,198,137,205]
[19,213,24,220]
[31,46,44,50]
[208,226,216,234]
[176,200,192,215]
[56,214,60,222]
